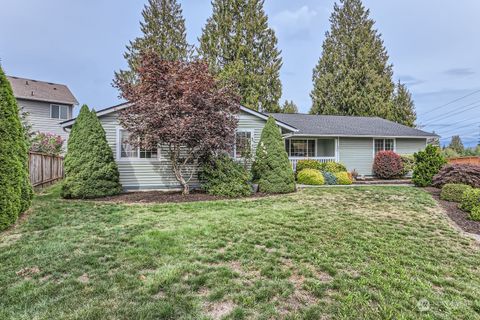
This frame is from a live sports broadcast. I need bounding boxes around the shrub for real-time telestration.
[400,155,415,176]
[0,67,32,231]
[30,132,64,155]
[252,117,295,193]
[440,184,472,202]
[334,172,353,185]
[199,154,252,197]
[432,164,480,188]
[412,145,447,187]
[296,159,323,173]
[373,151,403,179]
[322,172,337,185]
[323,161,347,173]
[62,105,122,199]
[470,205,480,221]
[297,169,325,185]
[460,189,480,213]
[350,169,359,180]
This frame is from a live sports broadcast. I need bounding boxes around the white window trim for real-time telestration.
[288,138,317,158]
[372,138,396,158]
[116,127,160,162]
[50,104,69,120]
[234,128,255,159]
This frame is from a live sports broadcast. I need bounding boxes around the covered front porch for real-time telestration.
[284,137,339,171]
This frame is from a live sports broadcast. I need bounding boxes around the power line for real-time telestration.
[419,88,480,116]
[420,102,480,125]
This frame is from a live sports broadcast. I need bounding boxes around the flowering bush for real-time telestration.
[373,151,403,179]
[30,132,64,155]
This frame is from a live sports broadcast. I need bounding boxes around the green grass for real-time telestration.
[1,185,480,319]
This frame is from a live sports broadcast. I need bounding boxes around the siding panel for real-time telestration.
[339,138,374,176]
[396,138,427,155]
[100,110,267,191]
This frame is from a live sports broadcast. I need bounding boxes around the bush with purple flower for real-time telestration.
[30,132,64,156]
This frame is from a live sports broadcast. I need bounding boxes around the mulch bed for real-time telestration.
[425,187,480,235]
[95,190,269,204]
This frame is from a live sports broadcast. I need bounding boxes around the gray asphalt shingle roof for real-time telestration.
[269,113,437,137]
[7,76,78,105]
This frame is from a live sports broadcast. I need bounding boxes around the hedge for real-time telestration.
[334,172,353,185]
[297,169,325,185]
[440,184,472,202]
[460,189,480,213]
[296,159,323,172]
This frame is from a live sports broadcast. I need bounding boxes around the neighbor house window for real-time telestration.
[374,138,395,154]
[50,104,68,120]
[289,139,316,157]
[234,130,253,158]
[119,130,158,159]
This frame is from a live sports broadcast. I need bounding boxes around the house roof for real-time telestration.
[269,113,438,138]
[60,103,299,132]
[7,76,78,105]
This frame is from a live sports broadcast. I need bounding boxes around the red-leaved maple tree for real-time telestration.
[113,52,240,194]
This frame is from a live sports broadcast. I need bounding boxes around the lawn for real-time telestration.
[1,186,479,319]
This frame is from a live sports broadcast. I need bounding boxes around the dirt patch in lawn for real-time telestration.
[425,187,480,236]
[94,190,269,204]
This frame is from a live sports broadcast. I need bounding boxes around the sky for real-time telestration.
[1,0,479,146]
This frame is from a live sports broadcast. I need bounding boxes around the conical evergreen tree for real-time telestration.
[448,135,465,154]
[199,0,282,112]
[392,81,416,127]
[280,100,298,114]
[0,66,32,230]
[252,117,295,193]
[62,105,122,199]
[116,0,192,83]
[310,0,394,119]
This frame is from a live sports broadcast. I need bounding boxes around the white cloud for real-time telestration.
[272,5,318,38]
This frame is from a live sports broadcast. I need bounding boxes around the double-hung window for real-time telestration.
[286,139,316,157]
[374,138,395,154]
[51,104,69,120]
[119,130,158,159]
[234,130,253,159]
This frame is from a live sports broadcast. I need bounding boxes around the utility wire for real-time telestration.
[421,103,480,126]
[421,100,480,124]
[419,88,480,116]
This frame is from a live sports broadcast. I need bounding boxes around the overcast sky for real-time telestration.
[1,0,479,146]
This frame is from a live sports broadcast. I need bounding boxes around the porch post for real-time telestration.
[336,137,340,162]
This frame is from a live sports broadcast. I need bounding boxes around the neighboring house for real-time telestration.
[61,103,437,191]
[7,76,78,142]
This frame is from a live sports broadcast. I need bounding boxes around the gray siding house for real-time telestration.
[8,76,78,142]
[61,103,437,191]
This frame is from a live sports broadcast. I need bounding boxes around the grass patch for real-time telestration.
[1,185,479,319]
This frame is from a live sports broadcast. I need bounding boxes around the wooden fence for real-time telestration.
[448,156,480,166]
[28,152,64,188]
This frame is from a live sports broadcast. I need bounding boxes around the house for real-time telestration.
[61,103,437,191]
[8,76,78,142]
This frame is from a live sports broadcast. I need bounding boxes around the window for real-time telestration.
[289,139,316,157]
[119,130,158,159]
[234,130,253,158]
[51,104,68,120]
[374,139,395,154]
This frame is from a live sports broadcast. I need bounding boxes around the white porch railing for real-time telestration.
[289,157,336,171]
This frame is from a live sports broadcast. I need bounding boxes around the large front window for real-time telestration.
[374,139,395,154]
[234,130,253,158]
[287,139,316,157]
[119,130,158,159]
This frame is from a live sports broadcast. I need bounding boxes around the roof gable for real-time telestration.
[7,76,78,105]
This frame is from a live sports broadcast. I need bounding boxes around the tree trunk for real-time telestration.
[170,145,190,195]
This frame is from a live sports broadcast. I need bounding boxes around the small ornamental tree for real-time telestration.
[373,151,403,179]
[0,66,32,230]
[62,105,122,199]
[113,53,240,194]
[252,117,295,193]
[412,145,447,187]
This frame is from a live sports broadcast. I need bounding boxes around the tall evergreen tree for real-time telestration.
[448,135,465,154]
[392,81,416,127]
[0,66,32,230]
[116,0,192,83]
[280,100,298,114]
[310,0,395,120]
[62,105,122,199]
[199,0,282,112]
